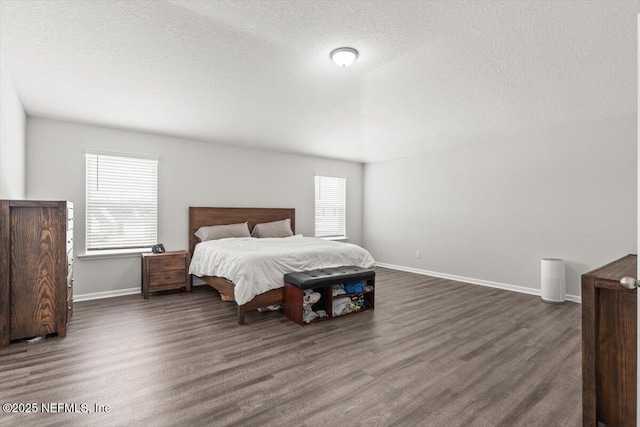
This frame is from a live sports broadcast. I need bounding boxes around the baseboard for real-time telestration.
[74,287,140,302]
[75,282,208,302]
[74,268,581,304]
[376,262,581,303]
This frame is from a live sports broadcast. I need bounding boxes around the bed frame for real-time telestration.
[188,207,295,324]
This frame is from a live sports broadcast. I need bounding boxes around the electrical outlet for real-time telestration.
[416,251,421,259]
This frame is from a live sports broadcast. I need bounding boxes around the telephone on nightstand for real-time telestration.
[151,243,165,254]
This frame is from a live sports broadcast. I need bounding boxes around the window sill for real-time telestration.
[319,236,349,242]
[77,248,152,260]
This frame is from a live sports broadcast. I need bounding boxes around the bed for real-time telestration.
[188,207,375,324]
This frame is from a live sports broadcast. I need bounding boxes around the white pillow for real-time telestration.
[195,222,251,241]
[251,219,294,238]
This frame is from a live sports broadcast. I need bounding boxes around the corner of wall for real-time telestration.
[0,52,27,199]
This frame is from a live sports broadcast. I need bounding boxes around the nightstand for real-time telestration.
[141,251,192,299]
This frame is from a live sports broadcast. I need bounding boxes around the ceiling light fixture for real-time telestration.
[330,47,359,68]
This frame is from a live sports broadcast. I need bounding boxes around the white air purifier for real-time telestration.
[541,258,566,303]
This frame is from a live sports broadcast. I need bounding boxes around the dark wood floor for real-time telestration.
[0,267,581,427]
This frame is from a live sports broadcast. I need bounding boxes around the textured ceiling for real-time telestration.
[0,0,638,162]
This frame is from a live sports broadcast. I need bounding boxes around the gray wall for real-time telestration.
[26,117,364,297]
[0,52,25,198]
[25,115,638,299]
[363,115,637,297]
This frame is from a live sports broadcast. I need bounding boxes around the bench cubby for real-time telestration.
[283,266,375,326]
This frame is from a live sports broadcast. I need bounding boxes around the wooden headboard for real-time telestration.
[188,207,296,254]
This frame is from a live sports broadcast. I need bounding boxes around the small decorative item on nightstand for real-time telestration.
[151,243,165,253]
[141,250,192,299]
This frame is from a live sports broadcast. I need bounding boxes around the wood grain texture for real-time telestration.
[582,254,637,427]
[198,275,285,325]
[57,202,71,338]
[583,254,637,282]
[7,200,61,208]
[149,255,185,271]
[200,276,284,325]
[0,201,10,346]
[237,287,283,325]
[0,267,582,426]
[595,289,636,426]
[581,274,597,426]
[141,251,191,299]
[188,207,295,255]
[149,269,186,285]
[10,207,60,339]
[1,201,72,346]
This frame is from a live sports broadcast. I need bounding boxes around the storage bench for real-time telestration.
[284,266,375,325]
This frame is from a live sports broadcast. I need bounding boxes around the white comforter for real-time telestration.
[189,236,375,305]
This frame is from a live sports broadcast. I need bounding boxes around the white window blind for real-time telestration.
[315,175,346,238]
[86,153,158,251]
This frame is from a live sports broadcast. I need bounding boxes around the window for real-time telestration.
[314,175,346,238]
[85,153,158,252]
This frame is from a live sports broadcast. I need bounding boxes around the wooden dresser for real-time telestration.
[582,254,636,426]
[0,200,74,347]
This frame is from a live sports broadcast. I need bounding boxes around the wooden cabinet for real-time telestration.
[0,200,74,347]
[141,251,191,299]
[582,254,636,427]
